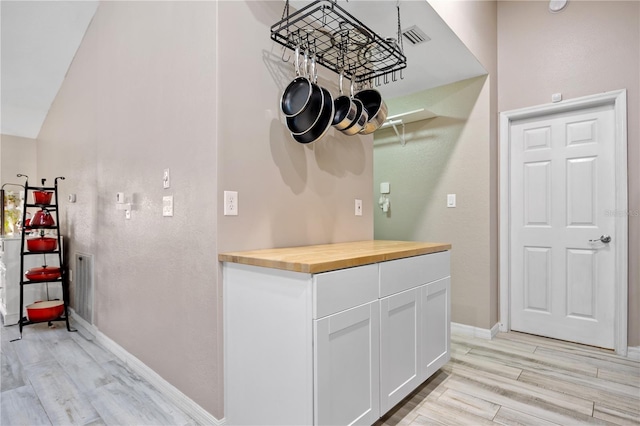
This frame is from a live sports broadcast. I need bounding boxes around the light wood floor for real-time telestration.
[1,319,198,425]
[376,332,640,426]
[2,320,639,426]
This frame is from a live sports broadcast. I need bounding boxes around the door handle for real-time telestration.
[589,235,611,244]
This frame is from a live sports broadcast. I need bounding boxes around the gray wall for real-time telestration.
[375,0,499,330]
[35,0,374,419]
[497,0,640,346]
[37,1,221,416]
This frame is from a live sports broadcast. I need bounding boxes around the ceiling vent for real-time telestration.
[402,25,431,46]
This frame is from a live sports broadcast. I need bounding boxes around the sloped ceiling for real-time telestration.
[1,0,99,139]
[1,0,485,140]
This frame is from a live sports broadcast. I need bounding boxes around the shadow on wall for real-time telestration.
[373,75,487,240]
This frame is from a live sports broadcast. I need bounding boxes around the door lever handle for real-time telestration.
[589,235,611,244]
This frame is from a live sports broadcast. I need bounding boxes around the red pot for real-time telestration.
[26,300,64,322]
[30,209,55,227]
[27,237,58,252]
[33,191,53,205]
[25,266,61,282]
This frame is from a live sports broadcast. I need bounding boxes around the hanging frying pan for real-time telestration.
[281,48,322,118]
[332,71,358,131]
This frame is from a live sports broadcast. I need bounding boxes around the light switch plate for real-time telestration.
[163,195,174,216]
[447,194,456,208]
[355,199,363,216]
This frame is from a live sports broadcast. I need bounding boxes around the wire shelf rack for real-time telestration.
[271,0,407,85]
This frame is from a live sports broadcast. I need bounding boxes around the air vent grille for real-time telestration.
[402,25,431,46]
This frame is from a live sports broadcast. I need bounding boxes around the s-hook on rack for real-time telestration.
[271,0,407,86]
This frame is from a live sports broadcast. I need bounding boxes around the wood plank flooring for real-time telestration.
[376,332,640,426]
[1,319,198,426]
[2,319,639,426]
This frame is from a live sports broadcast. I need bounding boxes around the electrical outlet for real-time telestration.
[355,199,363,216]
[163,168,170,189]
[163,195,174,216]
[224,191,238,216]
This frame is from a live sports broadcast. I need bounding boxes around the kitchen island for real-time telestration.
[220,240,451,425]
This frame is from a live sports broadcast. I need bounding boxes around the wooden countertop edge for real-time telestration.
[219,242,451,274]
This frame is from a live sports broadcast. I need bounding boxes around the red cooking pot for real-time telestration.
[27,237,58,252]
[30,209,55,227]
[33,190,53,205]
[25,266,61,282]
[26,300,64,322]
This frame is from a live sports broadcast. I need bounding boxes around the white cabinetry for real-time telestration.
[378,251,451,412]
[315,301,380,425]
[0,237,63,325]
[379,288,421,413]
[223,249,450,425]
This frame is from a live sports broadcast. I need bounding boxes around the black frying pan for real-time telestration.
[281,48,320,118]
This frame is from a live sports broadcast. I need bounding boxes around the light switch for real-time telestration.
[163,168,171,189]
[447,194,456,208]
[380,182,390,194]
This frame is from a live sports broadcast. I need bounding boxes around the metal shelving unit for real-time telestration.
[12,175,75,340]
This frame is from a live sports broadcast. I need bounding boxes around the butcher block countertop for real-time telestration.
[218,240,451,274]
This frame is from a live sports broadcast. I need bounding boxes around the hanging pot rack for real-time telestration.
[271,0,407,85]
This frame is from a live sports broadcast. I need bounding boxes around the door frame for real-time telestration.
[499,89,628,356]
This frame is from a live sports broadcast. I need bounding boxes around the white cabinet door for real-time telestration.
[379,288,421,413]
[420,277,451,380]
[314,301,380,426]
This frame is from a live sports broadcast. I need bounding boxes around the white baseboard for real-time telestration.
[627,346,640,361]
[69,311,224,425]
[451,322,499,340]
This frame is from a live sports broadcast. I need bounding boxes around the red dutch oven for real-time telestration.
[27,237,58,252]
[26,300,64,322]
[33,190,53,205]
[25,266,61,282]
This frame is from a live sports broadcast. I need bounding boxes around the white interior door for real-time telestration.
[509,103,617,349]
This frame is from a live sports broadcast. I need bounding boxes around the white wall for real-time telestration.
[1,134,37,189]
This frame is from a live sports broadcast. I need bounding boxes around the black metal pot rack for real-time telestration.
[11,174,76,341]
[271,0,407,85]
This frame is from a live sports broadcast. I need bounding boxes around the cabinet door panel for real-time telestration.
[379,288,421,413]
[314,301,380,426]
[420,277,451,380]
